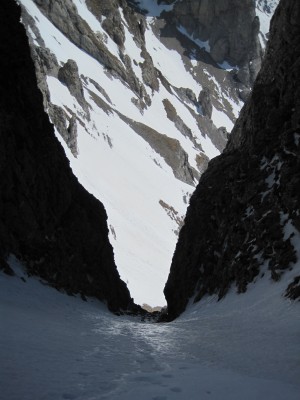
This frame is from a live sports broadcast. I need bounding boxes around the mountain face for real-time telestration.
[164,0,300,320]
[170,0,262,86]
[0,0,133,312]
[18,0,277,306]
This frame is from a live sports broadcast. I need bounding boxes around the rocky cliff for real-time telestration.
[0,0,133,312]
[164,0,300,320]
[170,0,262,87]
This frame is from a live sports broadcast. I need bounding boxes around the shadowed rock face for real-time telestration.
[164,0,300,320]
[0,0,133,312]
[172,0,262,85]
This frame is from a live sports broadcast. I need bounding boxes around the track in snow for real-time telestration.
[1,259,299,400]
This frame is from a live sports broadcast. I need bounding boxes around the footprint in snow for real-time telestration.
[77,371,89,377]
[161,373,172,378]
[170,387,182,393]
[62,394,77,400]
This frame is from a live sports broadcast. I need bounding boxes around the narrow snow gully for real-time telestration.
[1,260,299,400]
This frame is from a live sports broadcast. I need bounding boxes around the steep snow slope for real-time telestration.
[18,0,276,306]
[18,0,226,306]
[1,259,299,400]
[256,0,280,47]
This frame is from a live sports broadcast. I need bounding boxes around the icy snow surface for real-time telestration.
[1,258,300,400]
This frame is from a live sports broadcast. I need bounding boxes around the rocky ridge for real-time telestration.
[0,0,133,312]
[167,0,263,97]
[165,0,300,320]
[20,0,241,172]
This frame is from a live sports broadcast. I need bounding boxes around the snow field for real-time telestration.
[1,257,299,400]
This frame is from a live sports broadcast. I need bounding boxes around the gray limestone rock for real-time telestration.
[118,115,198,186]
[185,88,197,104]
[67,115,79,156]
[48,105,78,157]
[236,65,251,86]
[218,126,228,139]
[140,46,159,92]
[163,98,201,152]
[175,87,198,105]
[198,87,213,118]
[32,0,135,95]
[210,37,229,64]
[102,10,125,48]
[58,59,89,117]
[239,87,251,102]
[171,0,263,86]
[85,0,151,104]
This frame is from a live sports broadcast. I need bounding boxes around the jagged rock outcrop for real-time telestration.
[86,0,159,93]
[58,59,90,116]
[0,0,133,312]
[21,0,159,150]
[48,105,79,157]
[164,0,300,320]
[171,0,262,86]
[118,115,197,185]
[101,7,126,48]
[31,0,145,99]
[140,47,160,92]
[198,87,212,118]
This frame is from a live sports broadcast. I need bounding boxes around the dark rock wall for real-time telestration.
[164,0,300,320]
[172,0,262,85]
[0,0,133,312]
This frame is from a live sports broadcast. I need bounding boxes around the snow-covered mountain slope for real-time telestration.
[1,258,299,400]
[18,0,276,307]
[256,0,280,47]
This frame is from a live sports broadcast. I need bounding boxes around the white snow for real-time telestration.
[1,257,299,400]
[47,76,79,113]
[72,0,121,60]
[20,0,198,307]
[203,69,240,127]
[212,106,234,131]
[256,0,280,48]
[144,26,201,91]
